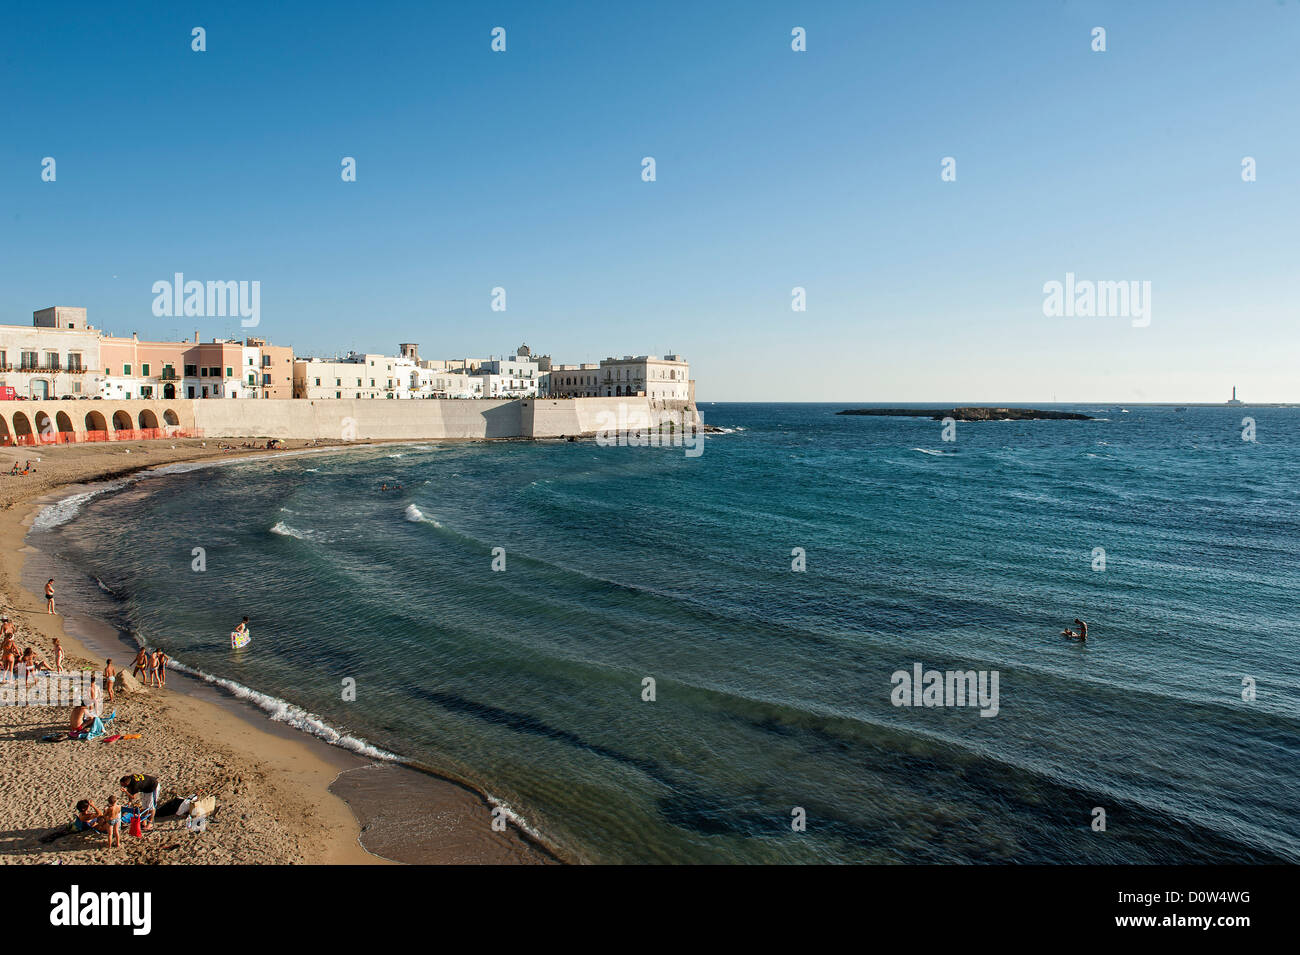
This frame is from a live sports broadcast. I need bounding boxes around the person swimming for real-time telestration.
[1062,618,1088,641]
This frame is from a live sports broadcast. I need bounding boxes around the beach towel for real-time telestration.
[120,733,142,740]
[100,734,123,743]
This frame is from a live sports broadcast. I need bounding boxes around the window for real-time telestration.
[201,368,208,377]
[45,352,60,370]
[188,387,195,398]
[262,356,271,368]
[314,378,321,387]
[335,391,341,398]
[123,363,132,376]
[142,363,151,376]
[355,392,361,399]
[141,386,153,398]
[185,364,196,376]
[247,374,255,386]
[72,381,81,393]
[68,353,82,371]
[335,378,341,387]
[247,357,253,365]
[370,379,375,387]
[226,367,233,377]
[262,374,270,385]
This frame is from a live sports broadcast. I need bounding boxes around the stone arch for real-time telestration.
[55,411,75,434]
[12,412,33,439]
[111,410,132,431]
[139,409,159,429]
[34,410,54,438]
[163,409,180,426]
[86,410,108,432]
[0,415,10,446]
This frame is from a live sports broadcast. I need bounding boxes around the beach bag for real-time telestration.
[130,814,143,838]
[190,795,216,818]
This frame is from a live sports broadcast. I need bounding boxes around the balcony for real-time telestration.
[1,364,89,374]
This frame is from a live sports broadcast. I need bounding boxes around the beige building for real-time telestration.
[547,363,601,397]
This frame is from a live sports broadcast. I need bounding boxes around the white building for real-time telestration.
[597,355,690,400]
[0,309,103,399]
[476,347,540,397]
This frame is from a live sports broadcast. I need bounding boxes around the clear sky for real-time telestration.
[2,0,1297,402]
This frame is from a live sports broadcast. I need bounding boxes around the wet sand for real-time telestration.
[0,438,556,864]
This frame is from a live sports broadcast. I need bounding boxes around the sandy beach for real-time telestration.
[0,438,555,865]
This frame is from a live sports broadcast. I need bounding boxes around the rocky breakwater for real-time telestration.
[836,407,1094,421]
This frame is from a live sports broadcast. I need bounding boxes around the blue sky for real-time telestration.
[2,0,1297,401]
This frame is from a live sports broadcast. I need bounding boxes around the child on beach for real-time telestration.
[103,658,116,702]
[148,649,162,687]
[53,637,64,672]
[131,647,149,681]
[104,796,121,848]
[155,649,168,687]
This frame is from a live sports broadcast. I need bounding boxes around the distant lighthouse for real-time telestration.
[1227,386,1244,406]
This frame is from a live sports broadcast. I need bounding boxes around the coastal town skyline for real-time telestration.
[5,1,1298,403]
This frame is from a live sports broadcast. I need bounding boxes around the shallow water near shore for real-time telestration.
[25,404,1300,863]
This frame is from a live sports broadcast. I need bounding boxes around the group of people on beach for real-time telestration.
[8,460,37,476]
[130,647,168,687]
[0,616,56,683]
[72,774,161,847]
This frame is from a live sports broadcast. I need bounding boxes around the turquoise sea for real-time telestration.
[28,404,1300,863]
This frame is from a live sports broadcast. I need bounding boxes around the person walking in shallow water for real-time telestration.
[44,579,55,614]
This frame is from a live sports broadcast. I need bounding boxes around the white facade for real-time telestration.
[597,355,690,400]
[0,320,103,400]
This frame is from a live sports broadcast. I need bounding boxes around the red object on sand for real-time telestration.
[130,815,143,838]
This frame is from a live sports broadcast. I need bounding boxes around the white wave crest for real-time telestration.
[33,479,135,530]
[166,659,398,761]
[270,520,309,539]
[404,504,441,527]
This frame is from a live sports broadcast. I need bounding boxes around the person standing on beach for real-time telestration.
[0,636,17,681]
[148,650,160,687]
[155,649,168,688]
[131,647,149,681]
[52,637,64,672]
[104,796,121,848]
[120,774,160,831]
[1,615,14,639]
[103,658,116,703]
[45,578,55,614]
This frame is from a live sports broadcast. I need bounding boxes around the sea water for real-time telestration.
[27,404,1300,863]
